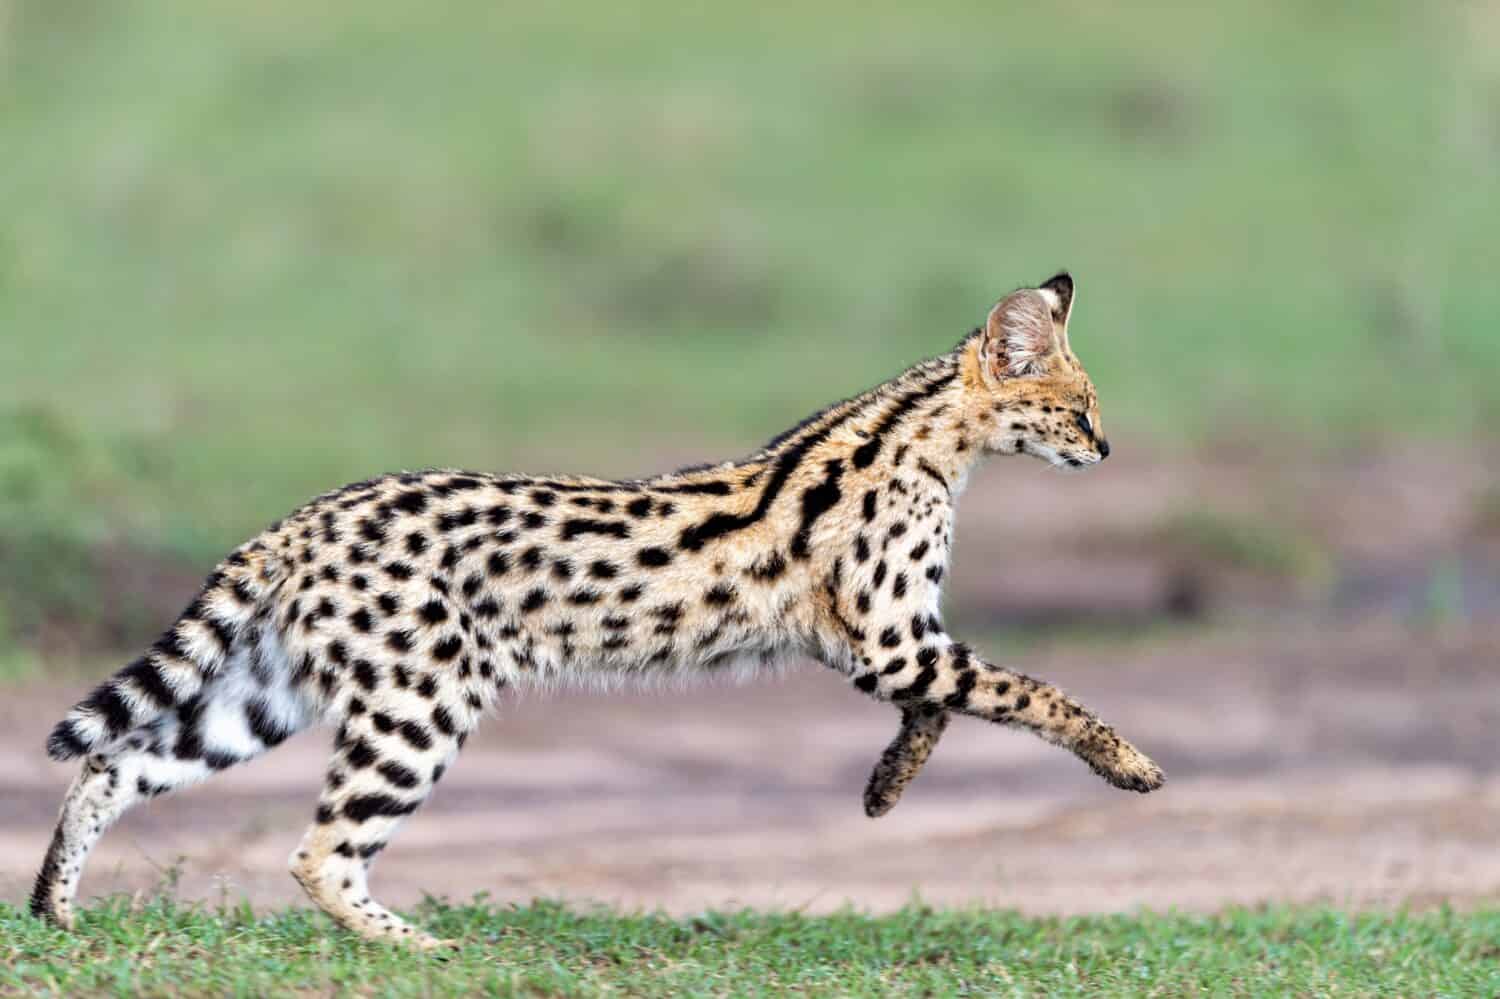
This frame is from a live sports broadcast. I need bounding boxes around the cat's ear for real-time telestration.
[982,287,1059,379]
[1037,271,1074,327]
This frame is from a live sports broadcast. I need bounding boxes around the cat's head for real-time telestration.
[970,273,1109,469]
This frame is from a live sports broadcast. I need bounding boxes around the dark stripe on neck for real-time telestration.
[678,365,956,552]
[852,371,957,470]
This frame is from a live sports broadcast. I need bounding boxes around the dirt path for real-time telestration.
[4,619,1496,917]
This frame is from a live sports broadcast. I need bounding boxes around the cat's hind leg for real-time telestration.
[288,697,465,949]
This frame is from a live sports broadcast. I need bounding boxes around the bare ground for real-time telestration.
[2,446,1498,916]
[4,619,1497,917]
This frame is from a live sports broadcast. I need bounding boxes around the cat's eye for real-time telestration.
[1075,413,1093,437]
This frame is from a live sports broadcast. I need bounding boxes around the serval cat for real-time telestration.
[34,272,1163,947]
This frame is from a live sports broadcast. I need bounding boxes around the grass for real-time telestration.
[1,899,1495,997]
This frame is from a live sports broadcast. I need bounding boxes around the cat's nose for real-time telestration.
[1098,439,1111,459]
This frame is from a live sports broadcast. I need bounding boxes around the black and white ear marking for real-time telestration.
[1038,272,1074,325]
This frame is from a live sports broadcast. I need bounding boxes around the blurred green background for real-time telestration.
[0,0,1496,669]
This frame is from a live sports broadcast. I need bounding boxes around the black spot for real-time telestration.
[377,761,421,790]
[892,666,938,701]
[892,573,908,598]
[590,560,619,580]
[350,608,373,633]
[245,699,290,746]
[520,588,549,613]
[386,630,413,653]
[419,600,448,625]
[431,704,457,736]
[230,578,256,604]
[748,551,787,582]
[879,626,902,648]
[909,540,930,561]
[523,511,548,530]
[202,613,235,654]
[855,590,871,614]
[521,546,544,571]
[433,635,463,660]
[405,532,429,556]
[916,459,948,490]
[561,519,630,541]
[854,673,878,693]
[944,668,978,709]
[552,558,574,581]
[703,583,737,606]
[384,562,414,581]
[391,721,429,755]
[568,588,602,605]
[136,777,170,798]
[473,597,500,619]
[437,507,479,532]
[873,561,888,588]
[854,535,871,563]
[353,660,378,690]
[618,583,644,603]
[862,490,878,522]
[627,497,652,517]
[377,593,400,615]
[637,547,672,568]
[345,738,377,769]
[343,794,419,823]
[916,646,939,667]
[487,551,511,577]
[531,489,557,507]
[394,490,428,514]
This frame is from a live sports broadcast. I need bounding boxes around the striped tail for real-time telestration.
[46,549,284,761]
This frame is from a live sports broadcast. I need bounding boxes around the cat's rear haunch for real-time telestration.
[35,273,1161,947]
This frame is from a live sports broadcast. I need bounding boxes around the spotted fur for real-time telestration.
[33,272,1162,946]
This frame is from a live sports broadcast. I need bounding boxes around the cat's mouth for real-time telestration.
[1019,440,1099,470]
